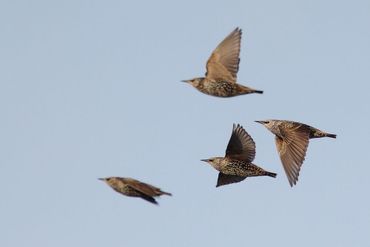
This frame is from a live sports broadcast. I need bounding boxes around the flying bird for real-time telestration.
[182,27,263,97]
[202,124,276,187]
[255,120,336,187]
[99,177,172,205]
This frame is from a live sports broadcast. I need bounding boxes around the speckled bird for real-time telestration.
[255,119,336,187]
[99,177,172,205]
[182,27,263,97]
[202,124,276,187]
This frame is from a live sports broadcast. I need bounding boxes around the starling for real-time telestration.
[99,177,172,205]
[182,27,263,97]
[202,124,276,187]
[255,120,336,187]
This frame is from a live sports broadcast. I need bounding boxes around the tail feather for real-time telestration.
[312,130,337,139]
[326,133,337,138]
[239,85,263,95]
[265,171,277,178]
[161,191,172,196]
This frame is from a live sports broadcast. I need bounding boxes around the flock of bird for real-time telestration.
[99,27,336,204]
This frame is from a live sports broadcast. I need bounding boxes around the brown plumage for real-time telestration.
[182,28,263,97]
[99,177,172,205]
[202,124,276,187]
[255,119,336,187]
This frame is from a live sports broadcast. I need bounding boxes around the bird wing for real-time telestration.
[275,125,310,187]
[124,178,169,197]
[225,124,256,162]
[216,173,246,187]
[138,194,158,204]
[205,27,241,83]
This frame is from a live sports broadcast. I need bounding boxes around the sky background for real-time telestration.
[1,0,370,246]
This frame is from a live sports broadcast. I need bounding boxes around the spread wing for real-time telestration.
[205,27,241,83]
[275,125,310,187]
[225,124,256,162]
[216,173,246,187]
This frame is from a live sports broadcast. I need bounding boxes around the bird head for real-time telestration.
[181,77,203,87]
[98,177,113,185]
[255,120,275,130]
[201,157,224,169]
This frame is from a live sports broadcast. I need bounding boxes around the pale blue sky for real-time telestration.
[1,0,370,246]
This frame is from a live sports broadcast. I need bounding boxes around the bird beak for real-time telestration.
[98,178,105,181]
[255,120,265,125]
[181,80,189,83]
[201,159,209,163]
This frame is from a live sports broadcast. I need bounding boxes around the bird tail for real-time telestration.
[161,191,172,196]
[311,130,337,139]
[239,85,263,94]
[252,89,263,94]
[265,171,277,178]
[325,133,337,138]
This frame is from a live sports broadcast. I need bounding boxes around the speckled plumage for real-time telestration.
[255,119,336,187]
[218,158,275,177]
[182,28,263,97]
[99,177,172,205]
[202,124,276,187]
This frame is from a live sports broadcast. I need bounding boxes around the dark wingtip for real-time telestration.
[141,195,159,205]
[149,199,159,205]
[289,179,297,187]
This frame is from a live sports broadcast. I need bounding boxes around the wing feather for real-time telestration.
[206,28,242,83]
[275,127,310,187]
[225,124,256,162]
[216,173,246,187]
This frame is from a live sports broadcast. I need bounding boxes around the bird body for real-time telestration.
[183,27,263,97]
[202,124,276,187]
[185,77,262,98]
[255,119,336,186]
[203,156,276,178]
[99,177,171,205]
[257,120,336,139]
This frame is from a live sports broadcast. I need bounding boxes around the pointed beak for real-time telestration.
[255,120,265,125]
[201,159,208,163]
[181,80,189,83]
[98,178,105,181]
